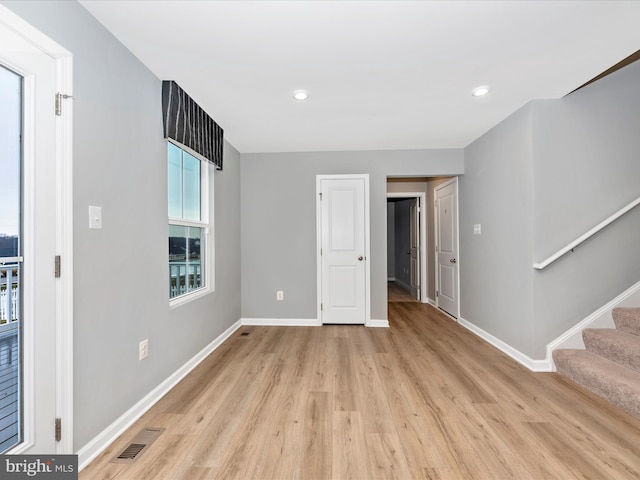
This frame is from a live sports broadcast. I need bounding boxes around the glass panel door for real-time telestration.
[0,65,22,452]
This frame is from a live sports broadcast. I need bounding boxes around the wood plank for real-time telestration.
[334,337,358,412]
[388,281,419,303]
[301,391,332,479]
[364,432,413,479]
[114,433,198,480]
[79,301,640,479]
[173,466,215,480]
[332,411,371,479]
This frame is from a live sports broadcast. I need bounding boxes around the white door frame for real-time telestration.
[386,192,428,303]
[316,174,371,326]
[1,5,74,454]
[434,177,460,320]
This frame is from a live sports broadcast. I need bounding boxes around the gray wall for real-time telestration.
[241,150,464,321]
[529,61,640,355]
[460,60,640,359]
[2,1,241,450]
[460,105,536,356]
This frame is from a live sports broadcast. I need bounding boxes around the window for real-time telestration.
[168,141,210,301]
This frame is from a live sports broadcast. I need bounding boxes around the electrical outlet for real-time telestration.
[139,339,149,360]
[276,290,284,301]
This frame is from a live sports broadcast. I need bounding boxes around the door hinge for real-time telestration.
[436,290,439,297]
[319,192,322,200]
[55,418,62,442]
[54,255,61,278]
[320,248,322,256]
[321,303,323,311]
[55,92,73,116]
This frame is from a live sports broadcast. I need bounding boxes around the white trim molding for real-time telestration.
[458,280,640,373]
[545,280,640,371]
[241,318,320,327]
[433,177,461,319]
[55,50,74,456]
[392,278,412,293]
[367,319,390,328]
[77,319,242,471]
[241,318,389,328]
[458,317,552,372]
[386,191,428,303]
[0,4,74,454]
[316,174,371,326]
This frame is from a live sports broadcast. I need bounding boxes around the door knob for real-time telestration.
[358,256,364,261]
[450,258,456,263]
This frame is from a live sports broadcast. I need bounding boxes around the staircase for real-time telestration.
[553,307,640,419]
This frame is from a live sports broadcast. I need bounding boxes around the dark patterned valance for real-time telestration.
[162,80,223,170]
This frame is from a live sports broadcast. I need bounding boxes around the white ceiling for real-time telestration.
[79,0,640,154]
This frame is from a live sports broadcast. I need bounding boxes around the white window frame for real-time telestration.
[168,139,213,308]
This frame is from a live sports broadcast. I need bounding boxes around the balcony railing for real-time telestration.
[0,263,19,331]
[0,258,21,452]
[169,262,202,298]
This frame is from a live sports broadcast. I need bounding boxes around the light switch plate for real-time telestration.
[89,206,102,229]
[139,339,149,360]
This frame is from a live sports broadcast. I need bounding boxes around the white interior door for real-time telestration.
[435,180,459,318]
[1,16,59,454]
[409,199,420,300]
[318,176,368,325]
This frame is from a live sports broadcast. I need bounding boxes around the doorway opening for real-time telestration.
[387,195,424,303]
[386,177,459,319]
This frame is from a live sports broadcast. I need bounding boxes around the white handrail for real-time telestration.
[0,256,23,264]
[533,195,640,270]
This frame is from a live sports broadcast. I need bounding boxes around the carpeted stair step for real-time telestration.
[553,349,640,420]
[583,328,640,373]
[613,307,640,336]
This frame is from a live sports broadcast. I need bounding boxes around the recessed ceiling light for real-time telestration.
[472,85,491,97]
[293,90,309,101]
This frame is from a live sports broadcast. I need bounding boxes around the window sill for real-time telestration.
[169,286,213,310]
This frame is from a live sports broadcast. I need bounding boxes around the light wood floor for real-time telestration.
[388,281,419,303]
[81,303,640,479]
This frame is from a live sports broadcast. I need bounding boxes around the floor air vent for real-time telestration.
[240,332,250,336]
[110,427,165,464]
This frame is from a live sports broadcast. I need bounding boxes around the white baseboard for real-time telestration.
[387,277,396,282]
[545,279,640,371]
[393,279,411,291]
[241,317,389,328]
[241,318,321,326]
[427,297,436,307]
[458,317,552,372]
[457,280,640,374]
[367,319,389,328]
[77,319,242,471]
